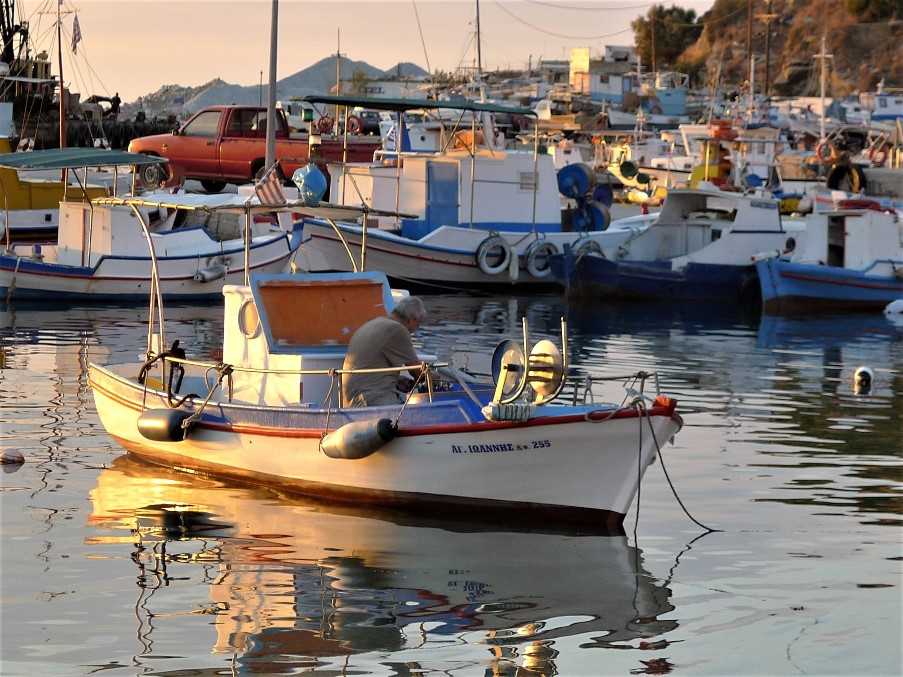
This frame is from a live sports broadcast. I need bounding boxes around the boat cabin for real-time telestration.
[328,148,561,238]
[799,206,903,271]
[222,272,412,407]
[618,189,786,262]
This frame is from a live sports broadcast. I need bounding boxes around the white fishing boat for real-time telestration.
[88,203,683,528]
[551,187,808,302]
[0,154,305,302]
[296,94,652,287]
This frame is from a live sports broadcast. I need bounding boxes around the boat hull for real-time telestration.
[89,363,682,530]
[757,258,903,313]
[298,220,638,288]
[0,234,296,302]
[551,251,759,302]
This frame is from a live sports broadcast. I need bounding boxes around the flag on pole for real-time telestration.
[71,14,82,53]
[254,163,286,206]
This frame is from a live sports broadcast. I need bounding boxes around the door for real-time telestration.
[171,110,223,177]
[219,109,264,179]
[425,161,459,230]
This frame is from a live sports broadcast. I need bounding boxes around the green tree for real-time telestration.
[631,4,703,71]
[844,0,902,20]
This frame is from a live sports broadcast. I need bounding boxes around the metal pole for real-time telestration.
[264,0,278,171]
[244,205,251,286]
[531,121,538,228]
[746,0,752,70]
[131,204,166,360]
[469,114,476,227]
[395,111,402,227]
[342,105,349,203]
[763,0,772,97]
[475,0,483,82]
[56,1,66,183]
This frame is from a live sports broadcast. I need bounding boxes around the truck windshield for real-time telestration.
[182,111,221,137]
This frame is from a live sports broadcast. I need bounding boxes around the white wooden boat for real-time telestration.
[295,94,650,287]
[89,257,683,529]
[0,189,303,302]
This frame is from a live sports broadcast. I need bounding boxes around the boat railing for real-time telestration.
[152,353,456,408]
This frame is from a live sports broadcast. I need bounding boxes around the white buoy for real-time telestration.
[884,299,903,315]
[853,366,874,395]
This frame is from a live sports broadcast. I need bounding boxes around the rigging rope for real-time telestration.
[493,1,633,40]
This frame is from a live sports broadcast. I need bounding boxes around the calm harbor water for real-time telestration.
[1,296,900,676]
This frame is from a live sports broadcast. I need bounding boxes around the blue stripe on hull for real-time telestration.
[550,252,757,302]
[756,259,903,312]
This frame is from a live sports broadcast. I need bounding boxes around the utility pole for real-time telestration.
[814,34,833,143]
[651,7,657,76]
[758,0,778,97]
[746,0,753,68]
[335,28,341,95]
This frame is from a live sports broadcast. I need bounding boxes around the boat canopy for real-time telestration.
[302,94,536,117]
[92,193,411,220]
[0,148,168,170]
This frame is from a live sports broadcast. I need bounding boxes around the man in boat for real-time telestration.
[342,296,427,407]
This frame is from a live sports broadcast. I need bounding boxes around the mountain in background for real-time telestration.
[124,56,428,118]
[680,0,902,96]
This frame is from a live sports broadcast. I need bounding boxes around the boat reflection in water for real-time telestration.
[88,455,677,674]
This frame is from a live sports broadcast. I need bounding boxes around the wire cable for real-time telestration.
[494,1,633,39]
[411,0,433,77]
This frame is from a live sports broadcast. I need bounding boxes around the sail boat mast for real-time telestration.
[57,0,65,150]
[475,0,482,81]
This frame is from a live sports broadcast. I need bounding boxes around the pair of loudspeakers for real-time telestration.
[490,319,567,406]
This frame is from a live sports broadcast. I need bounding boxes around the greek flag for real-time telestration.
[71,15,82,54]
[254,163,286,206]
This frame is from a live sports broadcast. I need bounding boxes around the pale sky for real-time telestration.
[19,0,716,102]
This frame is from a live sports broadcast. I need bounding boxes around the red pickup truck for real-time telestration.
[128,105,381,193]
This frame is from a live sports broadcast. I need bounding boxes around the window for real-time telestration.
[878,98,888,108]
[182,111,221,137]
[225,110,269,137]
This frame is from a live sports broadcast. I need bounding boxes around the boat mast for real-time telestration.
[56,0,65,152]
[264,0,278,171]
[475,0,483,83]
[815,35,832,143]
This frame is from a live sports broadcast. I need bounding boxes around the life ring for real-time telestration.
[346,115,362,135]
[868,143,889,166]
[524,240,559,278]
[476,235,513,276]
[317,116,335,134]
[573,238,604,259]
[815,141,836,163]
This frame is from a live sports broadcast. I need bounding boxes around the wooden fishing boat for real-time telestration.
[88,222,683,528]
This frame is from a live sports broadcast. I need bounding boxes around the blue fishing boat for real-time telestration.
[757,202,903,312]
[550,188,806,302]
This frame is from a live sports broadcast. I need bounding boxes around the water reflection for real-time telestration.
[87,455,677,674]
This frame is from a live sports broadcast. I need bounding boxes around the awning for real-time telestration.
[92,193,415,220]
[0,148,168,170]
[302,94,536,117]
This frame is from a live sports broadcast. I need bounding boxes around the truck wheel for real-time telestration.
[200,180,227,193]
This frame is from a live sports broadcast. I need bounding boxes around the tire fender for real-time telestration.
[573,238,604,259]
[524,240,559,278]
[476,235,513,276]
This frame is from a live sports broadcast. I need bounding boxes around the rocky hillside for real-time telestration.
[123,57,428,119]
[680,0,903,96]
